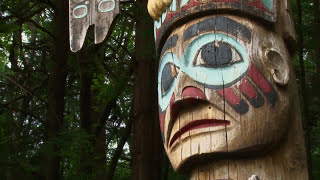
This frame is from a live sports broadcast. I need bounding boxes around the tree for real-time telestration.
[131,0,163,179]
[40,0,69,178]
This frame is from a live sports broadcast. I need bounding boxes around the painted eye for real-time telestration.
[161,63,178,95]
[194,41,243,68]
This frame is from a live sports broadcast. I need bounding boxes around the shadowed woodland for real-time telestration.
[0,0,319,179]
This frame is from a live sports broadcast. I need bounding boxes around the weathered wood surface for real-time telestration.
[69,0,119,52]
[152,0,309,179]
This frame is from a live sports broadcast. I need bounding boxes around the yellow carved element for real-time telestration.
[148,0,173,20]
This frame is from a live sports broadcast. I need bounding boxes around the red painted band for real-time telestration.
[169,119,230,147]
[217,88,241,105]
[248,63,272,94]
[244,0,270,12]
[239,78,257,99]
[159,111,166,134]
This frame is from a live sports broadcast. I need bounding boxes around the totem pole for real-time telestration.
[148,0,309,179]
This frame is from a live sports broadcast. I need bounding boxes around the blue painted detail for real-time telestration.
[154,25,157,41]
[161,9,167,23]
[262,0,273,11]
[170,0,177,11]
[73,5,88,19]
[154,19,161,40]
[180,0,190,8]
[158,33,249,111]
[98,0,115,13]
[154,20,161,30]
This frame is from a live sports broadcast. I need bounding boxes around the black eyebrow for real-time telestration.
[161,34,178,56]
[183,17,251,42]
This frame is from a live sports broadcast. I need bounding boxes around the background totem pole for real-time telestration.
[148,0,309,179]
[69,0,119,52]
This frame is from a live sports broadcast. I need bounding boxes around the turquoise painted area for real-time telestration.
[158,33,249,111]
[154,20,161,40]
[170,0,177,11]
[183,34,249,86]
[73,5,88,19]
[161,9,167,23]
[180,0,190,8]
[98,0,115,13]
[154,25,157,41]
[262,0,273,11]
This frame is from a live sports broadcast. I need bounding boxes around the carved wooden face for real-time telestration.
[158,15,292,171]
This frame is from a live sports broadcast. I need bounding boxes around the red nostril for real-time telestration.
[170,93,175,107]
[159,111,166,134]
[182,86,206,100]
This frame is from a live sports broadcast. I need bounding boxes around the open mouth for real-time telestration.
[169,119,230,148]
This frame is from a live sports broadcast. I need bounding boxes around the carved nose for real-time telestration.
[169,87,206,130]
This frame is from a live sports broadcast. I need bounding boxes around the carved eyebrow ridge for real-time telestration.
[183,17,251,42]
[161,34,178,56]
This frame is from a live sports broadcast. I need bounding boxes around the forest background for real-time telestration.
[0,0,319,179]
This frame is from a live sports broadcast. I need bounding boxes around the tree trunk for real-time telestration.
[107,117,133,179]
[131,0,162,179]
[92,99,117,180]
[162,155,169,180]
[297,0,312,177]
[7,28,24,180]
[41,0,69,178]
[79,52,94,177]
[313,0,320,75]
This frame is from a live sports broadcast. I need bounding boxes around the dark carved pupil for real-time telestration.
[161,63,175,94]
[200,41,232,67]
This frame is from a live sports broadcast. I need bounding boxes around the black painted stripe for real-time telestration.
[183,17,251,42]
[264,88,278,107]
[161,63,176,95]
[161,34,178,56]
[231,99,249,115]
[244,90,265,108]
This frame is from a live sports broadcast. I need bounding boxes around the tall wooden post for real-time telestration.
[148,0,309,179]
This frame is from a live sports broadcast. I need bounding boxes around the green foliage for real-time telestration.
[112,161,131,180]
[0,110,10,176]
[57,129,94,179]
[0,22,18,33]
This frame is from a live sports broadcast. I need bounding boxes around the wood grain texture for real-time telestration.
[69,0,119,52]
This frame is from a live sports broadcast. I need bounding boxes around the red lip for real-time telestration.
[169,119,230,148]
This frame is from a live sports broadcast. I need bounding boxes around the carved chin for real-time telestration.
[164,99,291,171]
[163,88,290,171]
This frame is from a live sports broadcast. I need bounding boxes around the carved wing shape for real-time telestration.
[69,0,119,52]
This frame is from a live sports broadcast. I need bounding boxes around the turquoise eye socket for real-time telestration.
[194,40,243,68]
[158,53,180,112]
[158,33,249,111]
[183,33,249,88]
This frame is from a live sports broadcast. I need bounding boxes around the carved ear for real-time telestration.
[264,49,289,86]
